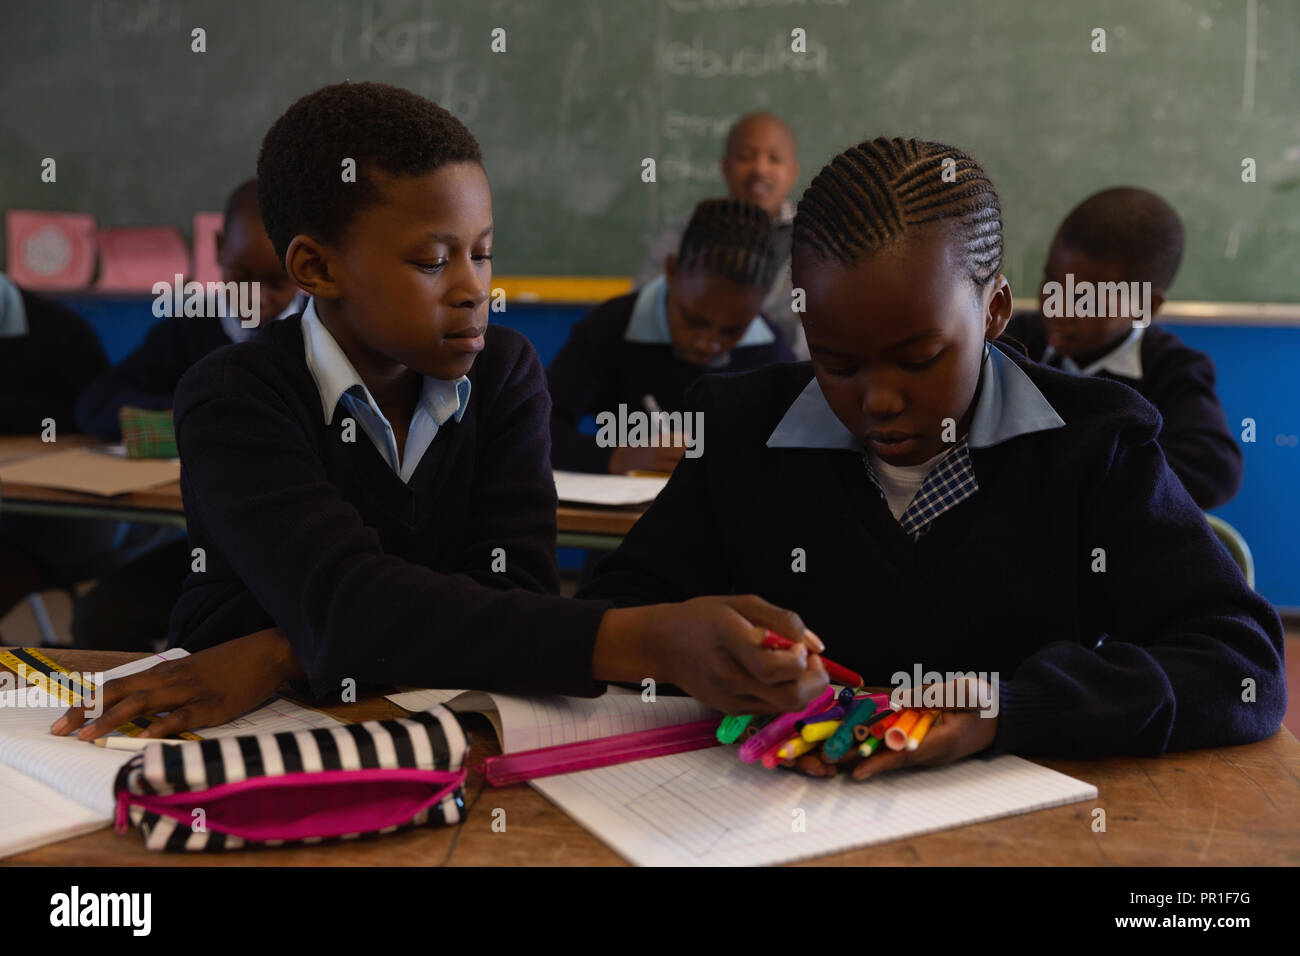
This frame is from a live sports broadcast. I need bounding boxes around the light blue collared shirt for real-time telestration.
[0,272,28,338]
[767,341,1066,537]
[625,275,776,369]
[301,297,470,483]
[767,341,1066,452]
[1042,325,1145,379]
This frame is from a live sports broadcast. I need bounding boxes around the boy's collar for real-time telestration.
[300,297,469,427]
[1042,324,1145,379]
[624,275,776,357]
[767,341,1066,450]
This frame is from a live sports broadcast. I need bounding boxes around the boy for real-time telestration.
[53,83,826,740]
[1004,187,1242,509]
[550,198,792,474]
[69,179,304,650]
[636,112,806,358]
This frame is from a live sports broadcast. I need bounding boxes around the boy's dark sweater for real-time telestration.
[75,315,232,440]
[579,344,1285,759]
[166,317,610,697]
[547,292,794,472]
[1003,313,1242,509]
[0,291,107,433]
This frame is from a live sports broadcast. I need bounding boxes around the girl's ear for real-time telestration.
[983,274,1014,340]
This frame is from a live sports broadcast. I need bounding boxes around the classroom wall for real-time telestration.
[56,297,1300,610]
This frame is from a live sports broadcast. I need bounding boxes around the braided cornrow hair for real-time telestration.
[676,198,780,290]
[793,137,1003,289]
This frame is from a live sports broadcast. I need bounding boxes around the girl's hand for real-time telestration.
[786,679,1000,781]
[50,628,303,740]
[594,594,828,715]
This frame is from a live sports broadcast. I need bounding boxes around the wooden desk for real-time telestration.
[4,649,1297,866]
[0,436,641,547]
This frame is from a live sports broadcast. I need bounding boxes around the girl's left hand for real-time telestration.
[50,628,302,740]
[786,680,1000,781]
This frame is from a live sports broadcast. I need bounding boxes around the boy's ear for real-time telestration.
[664,253,677,283]
[983,274,1014,340]
[214,230,224,258]
[283,235,339,298]
[1150,290,1166,317]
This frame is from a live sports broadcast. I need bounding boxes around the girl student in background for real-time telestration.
[581,137,1285,779]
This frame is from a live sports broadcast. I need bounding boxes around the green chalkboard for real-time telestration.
[2,0,1297,300]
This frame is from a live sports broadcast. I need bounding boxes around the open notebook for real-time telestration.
[0,649,342,859]
[553,470,668,507]
[386,687,1098,866]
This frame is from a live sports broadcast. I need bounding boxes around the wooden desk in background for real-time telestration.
[3,649,1297,867]
[0,436,642,547]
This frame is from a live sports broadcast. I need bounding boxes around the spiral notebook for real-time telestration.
[386,687,1097,866]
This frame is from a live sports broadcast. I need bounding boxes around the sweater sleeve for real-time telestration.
[578,384,736,605]
[1145,349,1243,509]
[455,340,564,596]
[991,422,1285,758]
[546,310,620,474]
[75,319,188,440]
[172,356,611,698]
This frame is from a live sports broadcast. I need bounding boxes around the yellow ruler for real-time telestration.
[0,647,202,740]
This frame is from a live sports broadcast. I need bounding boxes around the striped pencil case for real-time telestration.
[111,707,468,852]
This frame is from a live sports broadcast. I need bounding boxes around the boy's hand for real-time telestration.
[608,443,685,475]
[786,680,1000,780]
[50,628,303,740]
[594,595,828,715]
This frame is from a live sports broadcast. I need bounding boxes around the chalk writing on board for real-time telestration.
[331,0,461,67]
[90,0,182,36]
[665,0,849,11]
[664,111,736,141]
[662,34,831,78]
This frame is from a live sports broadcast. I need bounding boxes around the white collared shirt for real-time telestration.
[1042,326,1145,379]
[300,297,470,483]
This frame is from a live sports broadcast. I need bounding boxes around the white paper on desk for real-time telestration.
[553,470,668,506]
[533,749,1098,867]
[0,647,344,857]
[0,446,180,496]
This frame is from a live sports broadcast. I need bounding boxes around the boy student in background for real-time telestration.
[549,198,793,475]
[0,272,116,622]
[53,82,827,742]
[637,111,807,359]
[1003,187,1242,509]
[68,179,305,651]
[582,138,1285,779]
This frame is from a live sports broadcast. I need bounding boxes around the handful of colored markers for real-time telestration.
[716,632,938,768]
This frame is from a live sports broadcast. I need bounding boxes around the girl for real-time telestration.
[548,198,793,474]
[582,137,1285,779]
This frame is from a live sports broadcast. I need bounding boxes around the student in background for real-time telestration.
[551,198,793,475]
[54,83,825,741]
[68,179,304,651]
[636,112,806,358]
[1003,187,1242,509]
[583,138,1285,777]
[0,272,115,621]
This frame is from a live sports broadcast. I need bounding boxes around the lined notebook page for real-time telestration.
[386,687,717,753]
[0,765,107,859]
[533,749,1098,867]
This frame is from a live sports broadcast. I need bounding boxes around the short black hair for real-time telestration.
[257,82,483,264]
[792,137,1003,289]
[676,198,780,289]
[724,111,796,156]
[1056,187,1184,291]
